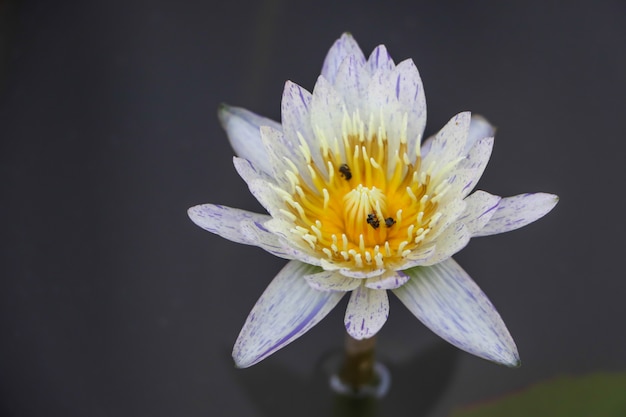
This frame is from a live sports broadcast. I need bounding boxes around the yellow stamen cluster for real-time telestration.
[278,110,448,272]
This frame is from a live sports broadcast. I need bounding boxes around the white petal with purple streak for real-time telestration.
[233,260,345,368]
[187,204,270,246]
[218,105,279,175]
[345,285,389,340]
[394,258,519,366]
[321,33,366,84]
[475,193,559,237]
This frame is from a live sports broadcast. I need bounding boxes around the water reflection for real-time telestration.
[234,341,459,417]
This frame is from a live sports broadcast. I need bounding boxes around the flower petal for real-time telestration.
[239,220,295,261]
[310,76,349,166]
[345,285,389,340]
[321,33,366,85]
[280,81,314,155]
[304,270,361,292]
[459,190,501,235]
[422,112,471,181]
[474,193,559,237]
[258,125,304,187]
[218,104,279,175]
[233,260,345,368]
[246,178,284,218]
[187,204,269,245]
[465,114,495,154]
[393,258,519,366]
[366,44,395,74]
[449,136,494,198]
[422,114,493,158]
[332,53,370,112]
[233,156,274,186]
[391,59,427,157]
[422,222,471,266]
[365,270,410,290]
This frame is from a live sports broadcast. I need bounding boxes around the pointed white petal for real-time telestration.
[188,204,270,245]
[449,137,494,198]
[239,220,294,260]
[459,190,501,235]
[309,76,346,171]
[392,59,427,156]
[422,222,471,266]
[366,44,395,74]
[393,258,519,366]
[422,112,471,180]
[474,193,559,237]
[304,270,361,292]
[246,178,283,218]
[422,114,495,159]
[258,125,303,187]
[281,81,314,154]
[262,219,323,266]
[365,270,410,290]
[218,105,279,174]
[345,285,389,340]
[233,261,345,368]
[233,156,274,186]
[321,33,366,85]
[332,53,370,111]
[465,115,495,154]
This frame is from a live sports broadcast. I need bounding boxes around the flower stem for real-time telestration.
[338,334,378,391]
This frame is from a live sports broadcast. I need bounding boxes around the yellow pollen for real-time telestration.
[279,110,453,272]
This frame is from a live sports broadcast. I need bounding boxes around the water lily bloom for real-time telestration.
[189,33,558,369]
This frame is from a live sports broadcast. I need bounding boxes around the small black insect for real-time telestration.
[338,164,352,180]
[385,217,396,227]
[366,213,380,229]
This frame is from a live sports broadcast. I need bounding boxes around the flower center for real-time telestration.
[279,110,448,272]
[342,184,389,247]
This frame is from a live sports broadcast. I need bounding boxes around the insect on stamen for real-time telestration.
[338,164,352,180]
[366,213,380,229]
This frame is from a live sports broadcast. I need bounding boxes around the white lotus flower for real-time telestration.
[189,33,558,368]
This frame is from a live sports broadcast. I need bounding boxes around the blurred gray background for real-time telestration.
[1,1,625,416]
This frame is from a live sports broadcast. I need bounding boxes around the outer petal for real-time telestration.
[459,190,501,235]
[449,136,494,198]
[345,285,389,340]
[233,261,345,368]
[281,81,314,156]
[218,104,278,175]
[393,258,519,366]
[233,156,274,185]
[422,112,471,182]
[304,270,361,292]
[259,125,304,188]
[475,193,559,237]
[465,114,495,154]
[239,220,295,261]
[392,59,427,157]
[366,44,395,74]
[422,114,492,158]
[321,33,366,85]
[187,204,269,246]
